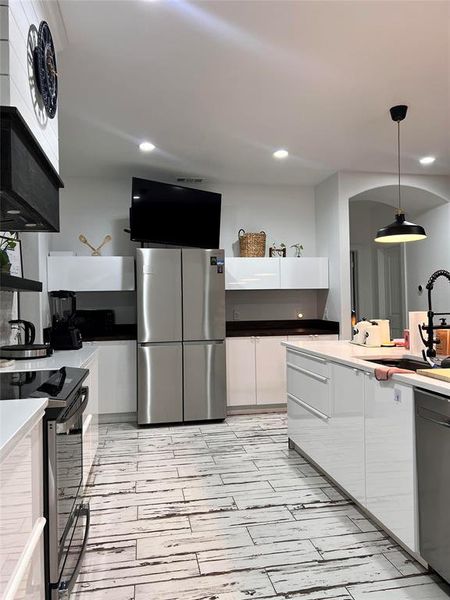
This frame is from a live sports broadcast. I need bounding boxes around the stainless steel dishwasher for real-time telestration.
[415,387,450,584]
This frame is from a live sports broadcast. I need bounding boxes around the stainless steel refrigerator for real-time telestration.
[136,248,226,425]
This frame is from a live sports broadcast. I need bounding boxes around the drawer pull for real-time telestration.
[4,517,46,600]
[287,348,327,364]
[288,393,329,422]
[287,362,328,383]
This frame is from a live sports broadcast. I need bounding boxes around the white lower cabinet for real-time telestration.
[287,334,339,342]
[255,336,287,405]
[227,334,337,408]
[328,364,365,504]
[0,418,45,600]
[226,336,288,407]
[226,338,257,406]
[94,341,137,414]
[364,375,417,552]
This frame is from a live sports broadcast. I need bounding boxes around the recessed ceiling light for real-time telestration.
[139,141,155,152]
[6,209,21,215]
[419,156,435,165]
[273,149,288,159]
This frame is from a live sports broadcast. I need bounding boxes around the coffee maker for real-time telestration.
[49,291,83,350]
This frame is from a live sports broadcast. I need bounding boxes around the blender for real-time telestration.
[49,290,83,350]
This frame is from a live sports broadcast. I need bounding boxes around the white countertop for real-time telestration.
[282,339,450,397]
[0,398,48,462]
[0,344,98,373]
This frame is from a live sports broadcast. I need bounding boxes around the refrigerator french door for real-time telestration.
[136,248,226,425]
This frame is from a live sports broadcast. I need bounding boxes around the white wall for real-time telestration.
[1,0,62,169]
[320,171,450,340]
[349,200,397,320]
[50,178,317,258]
[49,177,136,256]
[406,202,450,315]
[315,173,345,328]
[226,289,319,322]
[218,183,316,257]
[49,177,321,323]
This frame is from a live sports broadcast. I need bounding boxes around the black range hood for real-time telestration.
[0,106,64,232]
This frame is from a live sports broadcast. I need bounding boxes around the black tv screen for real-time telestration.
[130,178,221,248]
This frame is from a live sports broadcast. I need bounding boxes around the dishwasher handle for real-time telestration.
[417,405,450,429]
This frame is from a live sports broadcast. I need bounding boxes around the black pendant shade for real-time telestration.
[374,105,427,244]
[375,212,427,244]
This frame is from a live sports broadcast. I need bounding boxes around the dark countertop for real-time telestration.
[81,324,137,342]
[226,319,339,338]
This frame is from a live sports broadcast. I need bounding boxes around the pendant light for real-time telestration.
[374,105,427,244]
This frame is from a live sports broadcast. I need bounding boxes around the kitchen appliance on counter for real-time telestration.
[49,291,83,350]
[352,319,391,347]
[0,319,53,359]
[74,309,115,339]
[0,367,90,599]
[136,248,226,425]
[415,387,450,584]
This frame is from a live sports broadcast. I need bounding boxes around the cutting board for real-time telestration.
[416,369,450,383]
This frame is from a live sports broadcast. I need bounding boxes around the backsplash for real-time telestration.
[0,292,18,345]
[225,290,320,321]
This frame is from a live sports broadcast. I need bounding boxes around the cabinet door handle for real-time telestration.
[287,362,328,383]
[288,393,329,422]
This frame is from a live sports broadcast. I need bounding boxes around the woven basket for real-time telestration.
[238,229,266,257]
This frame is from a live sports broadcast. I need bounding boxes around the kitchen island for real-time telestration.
[283,339,450,563]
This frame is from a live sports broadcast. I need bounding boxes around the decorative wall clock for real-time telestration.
[33,21,58,119]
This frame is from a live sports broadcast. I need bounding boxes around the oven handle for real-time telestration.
[57,387,89,434]
[59,503,90,598]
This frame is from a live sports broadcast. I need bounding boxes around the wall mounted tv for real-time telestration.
[130,177,221,248]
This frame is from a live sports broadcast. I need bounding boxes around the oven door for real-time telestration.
[47,386,91,599]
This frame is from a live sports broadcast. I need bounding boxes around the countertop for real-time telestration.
[282,339,450,397]
[0,345,98,373]
[0,398,47,461]
[226,319,339,337]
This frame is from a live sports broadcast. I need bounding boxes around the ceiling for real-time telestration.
[57,0,450,185]
[349,185,447,215]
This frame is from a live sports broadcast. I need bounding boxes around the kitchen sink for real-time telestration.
[363,358,432,371]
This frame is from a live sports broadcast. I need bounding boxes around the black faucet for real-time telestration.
[419,269,450,359]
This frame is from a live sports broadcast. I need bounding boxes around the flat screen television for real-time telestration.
[130,177,221,248]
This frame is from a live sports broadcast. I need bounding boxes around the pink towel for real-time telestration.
[375,367,413,381]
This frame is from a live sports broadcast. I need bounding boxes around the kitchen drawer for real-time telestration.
[287,395,330,468]
[287,362,331,417]
[286,348,330,378]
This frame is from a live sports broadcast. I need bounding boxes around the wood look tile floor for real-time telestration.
[73,413,450,600]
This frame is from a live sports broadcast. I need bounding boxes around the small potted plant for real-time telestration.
[0,237,16,274]
[291,243,304,257]
[269,243,286,257]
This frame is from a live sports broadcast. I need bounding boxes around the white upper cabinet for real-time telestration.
[280,258,328,289]
[47,256,135,291]
[225,258,328,290]
[225,258,280,290]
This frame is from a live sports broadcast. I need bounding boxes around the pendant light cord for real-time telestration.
[397,120,402,213]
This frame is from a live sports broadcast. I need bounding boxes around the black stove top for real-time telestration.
[0,367,88,403]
